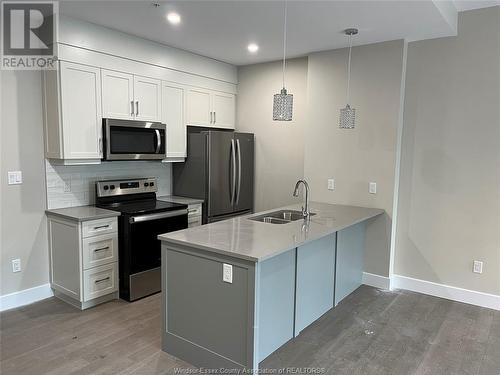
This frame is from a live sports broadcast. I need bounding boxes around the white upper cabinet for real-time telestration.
[101,70,162,122]
[186,87,235,129]
[186,87,212,127]
[134,75,162,122]
[101,70,134,120]
[162,82,187,159]
[211,92,236,129]
[43,61,102,161]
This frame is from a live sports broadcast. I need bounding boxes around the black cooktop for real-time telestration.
[97,199,187,216]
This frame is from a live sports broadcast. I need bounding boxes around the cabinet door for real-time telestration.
[133,75,162,122]
[211,92,235,129]
[186,87,211,127]
[162,82,187,158]
[101,69,134,120]
[59,61,102,159]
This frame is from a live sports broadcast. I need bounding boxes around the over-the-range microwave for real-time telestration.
[102,119,166,161]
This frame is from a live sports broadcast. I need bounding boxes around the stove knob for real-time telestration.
[110,185,115,190]
[150,182,155,187]
[103,185,109,191]
[144,182,149,187]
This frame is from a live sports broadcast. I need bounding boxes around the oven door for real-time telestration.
[103,119,166,160]
[128,209,188,275]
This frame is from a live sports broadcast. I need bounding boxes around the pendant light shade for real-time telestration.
[273,1,293,121]
[273,88,293,121]
[339,28,358,129]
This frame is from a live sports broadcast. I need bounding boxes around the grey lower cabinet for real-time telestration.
[47,215,119,309]
[162,226,366,371]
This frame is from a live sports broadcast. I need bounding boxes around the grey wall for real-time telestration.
[395,7,500,295]
[1,71,50,296]
[237,58,308,212]
[304,40,405,277]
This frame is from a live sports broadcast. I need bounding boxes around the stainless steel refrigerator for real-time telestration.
[173,128,254,223]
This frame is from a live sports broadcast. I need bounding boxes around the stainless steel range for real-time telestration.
[95,177,188,301]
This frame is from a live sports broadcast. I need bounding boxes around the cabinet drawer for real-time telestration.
[83,263,118,301]
[82,217,117,238]
[82,233,118,270]
[188,216,202,228]
[187,204,202,217]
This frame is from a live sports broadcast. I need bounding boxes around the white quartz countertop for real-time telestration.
[158,202,384,262]
[46,206,120,222]
[157,195,204,205]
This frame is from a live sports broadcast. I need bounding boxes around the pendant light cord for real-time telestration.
[346,33,353,105]
[282,0,287,90]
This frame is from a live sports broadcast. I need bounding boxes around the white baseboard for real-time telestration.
[392,275,500,311]
[0,283,54,312]
[363,272,391,290]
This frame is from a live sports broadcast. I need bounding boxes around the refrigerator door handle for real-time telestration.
[236,139,242,205]
[230,139,237,206]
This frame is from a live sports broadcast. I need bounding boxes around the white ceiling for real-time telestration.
[60,0,498,66]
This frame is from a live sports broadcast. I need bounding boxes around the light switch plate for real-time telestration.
[12,259,21,273]
[327,179,335,191]
[473,260,483,274]
[223,263,233,283]
[369,182,377,194]
[8,171,22,185]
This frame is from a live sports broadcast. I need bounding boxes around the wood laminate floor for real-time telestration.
[1,286,499,375]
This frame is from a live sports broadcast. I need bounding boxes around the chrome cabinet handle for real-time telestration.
[135,101,139,116]
[236,139,242,205]
[130,101,134,116]
[94,246,109,253]
[210,111,213,124]
[93,225,110,231]
[95,277,110,284]
[155,129,161,153]
[214,111,216,124]
[99,137,102,156]
[230,139,236,206]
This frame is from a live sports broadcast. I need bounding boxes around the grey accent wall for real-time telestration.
[1,71,50,296]
[395,7,500,295]
[236,58,308,212]
[304,40,406,277]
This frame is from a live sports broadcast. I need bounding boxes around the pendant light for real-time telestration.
[273,1,293,121]
[339,28,358,129]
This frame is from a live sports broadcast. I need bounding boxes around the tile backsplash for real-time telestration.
[45,160,172,209]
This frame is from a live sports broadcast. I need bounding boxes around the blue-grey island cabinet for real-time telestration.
[158,202,383,371]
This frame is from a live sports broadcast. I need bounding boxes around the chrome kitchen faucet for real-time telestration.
[293,179,310,218]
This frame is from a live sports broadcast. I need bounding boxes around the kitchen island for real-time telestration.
[158,202,383,371]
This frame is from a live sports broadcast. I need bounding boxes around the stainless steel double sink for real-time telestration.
[249,210,315,224]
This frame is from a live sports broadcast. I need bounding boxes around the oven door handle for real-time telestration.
[129,209,188,224]
[155,129,161,154]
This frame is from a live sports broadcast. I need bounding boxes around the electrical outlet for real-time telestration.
[12,259,21,273]
[223,263,233,283]
[327,179,335,191]
[8,171,22,185]
[473,260,483,274]
[64,179,71,192]
[369,182,377,194]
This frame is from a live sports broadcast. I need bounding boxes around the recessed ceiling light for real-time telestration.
[167,12,181,25]
[247,43,259,53]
